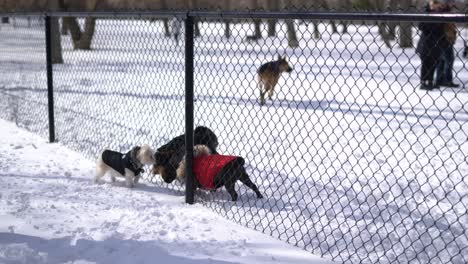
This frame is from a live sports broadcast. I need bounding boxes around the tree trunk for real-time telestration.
[313,22,320,39]
[224,21,231,38]
[63,17,96,50]
[63,17,82,46]
[399,0,413,48]
[246,0,262,41]
[340,0,352,34]
[163,19,170,37]
[387,0,399,40]
[268,20,276,37]
[374,0,392,48]
[224,0,231,38]
[267,0,278,37]
[279,0,298,47]
[160,0,170,37]
[61,18,68,35]
[254,19,261,39]
[331,21,338,34]
[194,20,201,37]
[49,0,63,64]
[286,20,298,47]
[51,17,63,64]
[76,17,95,50]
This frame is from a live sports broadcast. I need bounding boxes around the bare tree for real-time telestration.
[224,0,231,38]
[373,0,392,48]
[63,17,96,50]
[246,0,262,41]
[49,0,63,63]
[279,0,298,47]
[267,0,278,37]
[399,0,413,48]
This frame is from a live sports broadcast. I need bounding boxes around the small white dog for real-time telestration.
[94,144,155,188]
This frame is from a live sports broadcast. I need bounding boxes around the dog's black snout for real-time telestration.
[287,67,293,73]
[163,177,173,183]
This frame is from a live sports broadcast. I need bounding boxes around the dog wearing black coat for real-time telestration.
[176,145,263,201]
[151,126,219,183]
[95,144,155,188]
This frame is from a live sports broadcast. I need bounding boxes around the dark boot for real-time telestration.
[441,82,460,88]
[420,80,434,90]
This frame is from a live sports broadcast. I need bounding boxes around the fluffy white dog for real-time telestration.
[94,144,155,188]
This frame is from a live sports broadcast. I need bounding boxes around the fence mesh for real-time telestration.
[0,11,467,264]
[0,16,48,137]
[191,16,468,264]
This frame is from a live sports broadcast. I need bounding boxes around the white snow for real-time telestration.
[0,118,334,264]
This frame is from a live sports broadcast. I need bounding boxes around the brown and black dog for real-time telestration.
[151,126,219,184]
[257,56,293,105]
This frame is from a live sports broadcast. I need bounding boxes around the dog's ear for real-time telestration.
[277,55,282,61]
[154,151,171,165]
[130,146,141,159]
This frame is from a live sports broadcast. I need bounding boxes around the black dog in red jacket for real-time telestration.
[176,145,263,201]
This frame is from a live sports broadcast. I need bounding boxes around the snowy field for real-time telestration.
[0,16,467,263]
[0,118,333,264]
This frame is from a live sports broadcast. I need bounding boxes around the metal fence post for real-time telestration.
[45,16,55,143]
[185,14,195,204]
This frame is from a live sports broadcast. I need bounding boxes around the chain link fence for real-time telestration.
[0,10,467,264]
[0,16,48,137]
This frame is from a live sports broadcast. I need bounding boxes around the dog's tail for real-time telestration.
[176,145,211,181]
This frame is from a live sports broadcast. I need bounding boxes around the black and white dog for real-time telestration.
[95,145,155,188]
[151,126,219,183]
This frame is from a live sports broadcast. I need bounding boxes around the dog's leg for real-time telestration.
[134,174,141,184]
[260,84,270,106]
[239,171,263,199]
[94,157,107,183]
[258,79,266,106]
[124,169,135,188]
[268,85,275,100]
[224,179,238,201]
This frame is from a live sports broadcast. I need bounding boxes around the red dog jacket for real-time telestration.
[193,154,238,189]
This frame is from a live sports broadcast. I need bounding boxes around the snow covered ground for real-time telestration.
[0,17,467,263]
[0,118,333,264]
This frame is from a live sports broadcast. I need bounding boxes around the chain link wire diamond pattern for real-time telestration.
[0,12,467,264]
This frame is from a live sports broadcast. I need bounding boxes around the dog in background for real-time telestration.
[176,145,263,201]
[151,126,219,184]
[257,55,293,105]
[94,144,155,188]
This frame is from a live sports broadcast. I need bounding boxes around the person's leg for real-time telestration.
[421,54,439,90]
[427,55,439,88]
[447,47,454,81]
[435,49,447,85]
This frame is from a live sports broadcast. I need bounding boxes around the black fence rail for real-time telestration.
[0,10,467,264]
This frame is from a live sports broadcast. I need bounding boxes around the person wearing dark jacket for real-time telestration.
[416,1,446,90]
[435,2,460,88]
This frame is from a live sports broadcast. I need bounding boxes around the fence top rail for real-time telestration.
[190,10,468,22]
[0,10,467,23]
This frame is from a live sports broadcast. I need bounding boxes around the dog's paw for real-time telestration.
[231,194,238,202]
